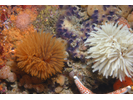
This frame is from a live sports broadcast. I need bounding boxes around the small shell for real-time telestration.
[56,74,65,86]
[55,86,63,93]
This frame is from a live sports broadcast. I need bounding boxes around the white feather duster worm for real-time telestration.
[84,22,133,81]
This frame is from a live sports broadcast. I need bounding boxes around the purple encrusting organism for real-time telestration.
[103,5,110,11]
[56,6,87,62]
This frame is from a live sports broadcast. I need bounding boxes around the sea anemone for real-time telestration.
[84,22,133,81]
[15,31,67,80]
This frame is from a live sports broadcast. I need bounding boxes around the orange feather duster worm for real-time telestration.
[15,32,67,80]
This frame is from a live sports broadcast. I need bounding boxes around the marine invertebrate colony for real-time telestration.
[15,31,67,80]
[85,22,133,81]
[56,6,88,61]
[0,65,17,82]
[33,5,60,34]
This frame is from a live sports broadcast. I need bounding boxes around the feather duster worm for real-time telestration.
[15,32,67,80]
[85,22,133,81]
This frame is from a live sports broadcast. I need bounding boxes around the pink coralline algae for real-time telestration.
[15,13,31,30]
[10,9,37,30]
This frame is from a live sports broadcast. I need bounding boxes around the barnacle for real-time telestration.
[15,31,67,80]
